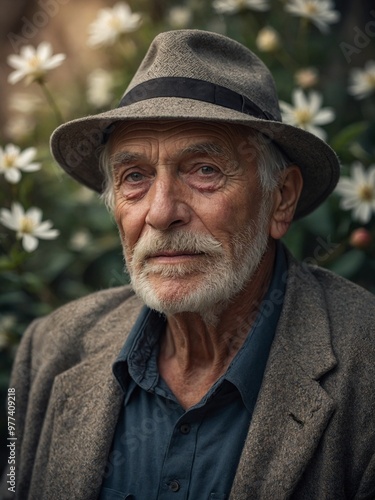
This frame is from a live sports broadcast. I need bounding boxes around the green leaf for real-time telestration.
[282,221,305,260]
[37,252,75,282]
[328,249,365,279]
[330,122,368,157]
[302,201,333,237]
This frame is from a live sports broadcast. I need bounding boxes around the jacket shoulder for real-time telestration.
[36,284,137,330]
[19,286,143,374]
[304,264,375,378]
[308,264,375,325]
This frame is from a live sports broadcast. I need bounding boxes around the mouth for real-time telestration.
[146,251,205,263]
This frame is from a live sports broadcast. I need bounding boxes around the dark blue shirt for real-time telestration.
[100,245,287,500]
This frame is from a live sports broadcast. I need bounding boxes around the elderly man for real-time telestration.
[2,30,375,500]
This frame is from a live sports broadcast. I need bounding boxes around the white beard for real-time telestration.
[124,200,271,323]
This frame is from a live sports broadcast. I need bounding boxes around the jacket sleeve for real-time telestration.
[0,319,43,500]
[356,452,375,500]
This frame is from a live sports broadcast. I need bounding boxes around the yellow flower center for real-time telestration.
[109,17,123,31]
[3,154,16,168]
[28,56,42,70]
[294,108,313,126]
[365,73,375,89]
[20,217,35,234]
[305,2,318,15]
[358,185,374,202]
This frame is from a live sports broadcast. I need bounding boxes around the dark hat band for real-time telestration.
[118,77,278,121]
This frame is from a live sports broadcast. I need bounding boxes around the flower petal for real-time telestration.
[37,41,52,60]
[0,208,18,230]
[354,203,372,224]
[44,54,66,70]
[4,168,21,184]
[22,234,39,252]
[35,228,60,240]
[293,88,307,108]
[313,108,335,125]
[308,91,322,113]
[17,147,37,165]
[26,207,42,224]
[8,70,26,85]
[11,203,25,224]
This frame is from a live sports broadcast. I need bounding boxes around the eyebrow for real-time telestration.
[109,151,145,167]
[180,142,241,173]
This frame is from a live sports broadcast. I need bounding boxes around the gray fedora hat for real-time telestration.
[50,29,340,219]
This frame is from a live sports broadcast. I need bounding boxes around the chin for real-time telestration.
[131,265,248,319]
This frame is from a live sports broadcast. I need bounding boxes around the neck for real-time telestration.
[158,239,276,408]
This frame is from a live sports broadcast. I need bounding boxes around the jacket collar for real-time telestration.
[36,293,144,499]
[230,254,337,498]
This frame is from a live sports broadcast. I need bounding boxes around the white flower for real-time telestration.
[285,0,340,33]
[70,229,92,251]
[0,203,59,252]
[168,6,192,28]
[0,144,41,184]
[348,60,375,100]
[7,42,66,85]
[294,67,319,88]
[87,69,114,108]
[336,163,375,224]
[279,88,335,140]
[213,0,270,14]
[87,2,142,48]
[256,27,280,52]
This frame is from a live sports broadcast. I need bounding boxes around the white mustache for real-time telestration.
[130,230,224,265]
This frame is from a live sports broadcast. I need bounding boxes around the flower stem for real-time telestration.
[298,17,310,66]
[38,80,64,124]
[276,49,298,73]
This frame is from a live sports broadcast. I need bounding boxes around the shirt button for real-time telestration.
[179,423,191,434]
[169,480,181,492]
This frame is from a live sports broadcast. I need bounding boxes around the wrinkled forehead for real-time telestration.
[106,119,259,161]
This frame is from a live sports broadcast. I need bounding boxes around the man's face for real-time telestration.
[109,121,273,318]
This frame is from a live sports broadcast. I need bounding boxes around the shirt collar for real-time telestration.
[113,306,165,393]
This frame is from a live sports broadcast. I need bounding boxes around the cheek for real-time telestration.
[114,200,144,252]
[190,195,245,245]
[206,187,261,228]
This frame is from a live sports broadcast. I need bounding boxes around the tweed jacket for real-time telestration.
[1,255,375,500]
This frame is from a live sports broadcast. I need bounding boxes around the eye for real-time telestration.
[199,165,216,175]
[125,171,144,183]
[185,163,225,191]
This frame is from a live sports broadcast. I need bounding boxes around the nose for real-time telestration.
[145,172,191,231]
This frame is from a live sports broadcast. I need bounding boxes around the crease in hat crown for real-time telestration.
[50,29,341,219]
[122,29,281,122]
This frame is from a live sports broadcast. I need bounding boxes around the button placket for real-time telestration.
[158,417,199,497]
[168,480,181,492]
[179,423,191,434]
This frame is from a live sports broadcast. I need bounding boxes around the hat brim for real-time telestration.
[50,97,340,219]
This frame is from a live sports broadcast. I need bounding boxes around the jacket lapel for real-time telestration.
[35,294,143,500]
[230,257,337,499]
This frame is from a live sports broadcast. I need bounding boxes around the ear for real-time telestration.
[269,165,303,240]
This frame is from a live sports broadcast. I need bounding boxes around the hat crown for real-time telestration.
[125,30,281,121]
